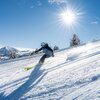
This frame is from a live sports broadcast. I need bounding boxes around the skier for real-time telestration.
[35,42,54,64]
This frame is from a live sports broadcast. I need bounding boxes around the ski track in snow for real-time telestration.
[0,40,100,100]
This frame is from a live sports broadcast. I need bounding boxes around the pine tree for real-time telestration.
[70,34,80,46]
[53,45,59,51]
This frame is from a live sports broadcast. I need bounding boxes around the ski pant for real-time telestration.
[39,54,50,64]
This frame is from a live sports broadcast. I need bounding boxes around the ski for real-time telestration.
[24,66,33,71]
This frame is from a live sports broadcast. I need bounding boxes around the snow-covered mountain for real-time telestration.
[0,46,18,56]
[0,40,100,100]
[0,46,32,60]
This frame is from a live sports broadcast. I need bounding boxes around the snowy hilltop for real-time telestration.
[0,46,31,61]
[0,46,18,56]
[0,40,100,100]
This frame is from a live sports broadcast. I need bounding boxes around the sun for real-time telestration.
[59,9,77,26]
[60,10,76,25]
[57,5,84,28]
[56,5,84,31]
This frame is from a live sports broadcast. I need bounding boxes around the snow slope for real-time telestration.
[0,40,100,100]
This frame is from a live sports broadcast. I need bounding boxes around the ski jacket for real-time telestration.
[37,45,54,56]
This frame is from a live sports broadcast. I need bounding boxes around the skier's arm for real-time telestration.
[49,48,54,57]
[48,47,54,57]
[38,48,42,51]
[35,47,43,53]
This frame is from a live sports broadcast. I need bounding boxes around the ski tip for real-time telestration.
[24,66,33,71]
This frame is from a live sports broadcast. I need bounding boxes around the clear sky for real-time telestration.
[0,0,100,50]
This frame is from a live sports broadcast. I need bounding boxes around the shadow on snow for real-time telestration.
[1,63,47,100]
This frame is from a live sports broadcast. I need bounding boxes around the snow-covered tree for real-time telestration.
[53,45,59,51]
[70,34,80,46]
[9,51,16,59]
[34,48,39,54]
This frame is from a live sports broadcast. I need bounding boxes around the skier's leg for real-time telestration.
[39,54,50,64]
[39,54,47,64]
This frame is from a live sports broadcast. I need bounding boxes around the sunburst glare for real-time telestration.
[57,6,84,30]
[60,10,76,25]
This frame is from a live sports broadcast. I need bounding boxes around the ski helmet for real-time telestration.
[41,42,46,47]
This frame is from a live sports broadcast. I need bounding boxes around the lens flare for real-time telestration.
[60,10,76,25]
[57,6,84,30]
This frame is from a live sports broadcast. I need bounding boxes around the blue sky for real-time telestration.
[0,0,100,50]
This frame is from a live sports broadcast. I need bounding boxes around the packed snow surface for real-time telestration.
[0,40,100,100]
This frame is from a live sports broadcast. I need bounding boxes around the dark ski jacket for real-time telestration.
[37,45,54,57]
